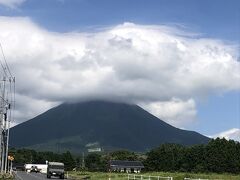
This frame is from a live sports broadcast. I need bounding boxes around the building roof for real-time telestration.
[110,160,144,168]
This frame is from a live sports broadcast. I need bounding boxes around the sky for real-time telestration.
[0,0,239,141]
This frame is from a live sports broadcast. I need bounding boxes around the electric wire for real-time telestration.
[0,43,15,173]
[0,44,13,79]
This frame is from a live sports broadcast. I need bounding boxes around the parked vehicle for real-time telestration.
[30,165,40,173]
[47,162,64,179]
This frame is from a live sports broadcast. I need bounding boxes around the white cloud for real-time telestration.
[0,17,239,126]
[13,94,60,123]
[141,98,197,127]
[211,128,240,142]
[10,121,18,128]
[0,0,25,8]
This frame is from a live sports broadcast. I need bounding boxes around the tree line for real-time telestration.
[145,138,240,173]
[10,138,240,173]
[10,149,75,171]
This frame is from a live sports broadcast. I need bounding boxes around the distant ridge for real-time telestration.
[10,101,210,152]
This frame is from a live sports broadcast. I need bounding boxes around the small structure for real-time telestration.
[25,164,48,173]
[109,160,144,173]
[88,147,102,153]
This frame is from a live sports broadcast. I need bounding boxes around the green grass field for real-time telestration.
[69,171,240,180]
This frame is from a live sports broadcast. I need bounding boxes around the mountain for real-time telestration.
[10,101,210,152]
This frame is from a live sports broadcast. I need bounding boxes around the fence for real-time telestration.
[128,174,173,180]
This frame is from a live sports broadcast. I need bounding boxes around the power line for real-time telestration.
[0,57,7,78]
[0,43,15,173]
[0,44,13,78]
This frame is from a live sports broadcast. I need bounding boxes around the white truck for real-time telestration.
[47,162,64,179]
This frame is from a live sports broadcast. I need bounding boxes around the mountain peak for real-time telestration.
[10,101,209,152]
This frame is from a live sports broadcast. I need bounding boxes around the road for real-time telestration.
[14,171,68,180]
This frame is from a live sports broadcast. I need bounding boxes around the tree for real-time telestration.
[181,145,206,172]
[110,150,138,161]
[145,144,184,171]
[205,138,240,173]
[61,151,75,171]
[85,153,105,171]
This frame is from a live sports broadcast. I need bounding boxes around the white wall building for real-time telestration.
[25,164,48,173]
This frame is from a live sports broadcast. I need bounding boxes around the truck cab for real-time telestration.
[47,162,64,179]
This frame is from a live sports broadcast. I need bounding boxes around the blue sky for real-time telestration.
[1,0,239,41]
[0,0,239,138]
[196,91,239,135]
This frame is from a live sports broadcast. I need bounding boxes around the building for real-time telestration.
[88,147,102,153]
[109,160,144,173]
[25,164,48,173]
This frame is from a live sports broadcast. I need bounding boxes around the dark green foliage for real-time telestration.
[145,144,185,172]
[75,156,82,170]
[85,153,106,171]
[35,151,62,164]
[61,151,76,171]
[10,101,209,152]
[85,151,140,172]
[110,150,138,161]
[205,138,240,173]
[10,138,240,174]
[145,138,240,173]
[9,148,75,170]
[182,144,206,172]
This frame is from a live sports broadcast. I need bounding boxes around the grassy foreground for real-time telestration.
[0,173,13,180]
[69,171,240,180]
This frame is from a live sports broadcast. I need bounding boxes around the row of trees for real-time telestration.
[84,149,141,171]
[145,138,240,173]
[10,149,75,170]
[10,138,240,173]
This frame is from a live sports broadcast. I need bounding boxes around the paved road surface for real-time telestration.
[14,171,68,180]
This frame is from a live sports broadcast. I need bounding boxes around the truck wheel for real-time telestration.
[60,174,64,179]
[47,174,51,179]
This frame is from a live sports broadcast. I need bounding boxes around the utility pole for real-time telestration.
[4,106,10,173]
[82,152,85,169]
[0,77,6,173]
[2,112,7,173]
[0,77,15,173]
[0,44,15,174]
[4,77,12,173]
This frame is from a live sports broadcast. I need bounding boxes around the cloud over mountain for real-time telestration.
[141,98,197,127]
[0,17,239,127]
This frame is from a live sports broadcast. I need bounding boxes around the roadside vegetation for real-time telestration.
[68,171,240,180]
[9,138,240,178]
[0,173,13,180]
